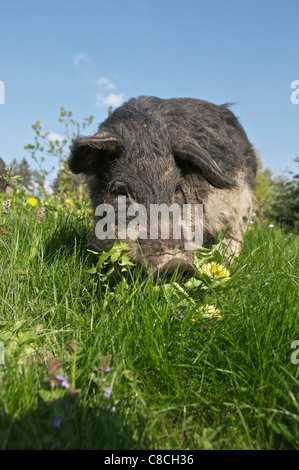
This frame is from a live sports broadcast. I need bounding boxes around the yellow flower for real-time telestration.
[247,226,253,230]
[191,304,223,322]
[199,304,222,318]
[66,199,74,207]
[202,262,230,281]
[28,198,37,207]
[87,209,93,214]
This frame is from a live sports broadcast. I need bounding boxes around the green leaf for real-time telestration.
[85,267,97,274]
[17,330,38,344]
[0,330,13,342]
[39,389,53,402]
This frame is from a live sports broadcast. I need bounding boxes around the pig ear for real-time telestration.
[173,141,237,189]
[69,132,122,175]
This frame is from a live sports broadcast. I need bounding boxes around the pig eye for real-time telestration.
[174,184,186,202]
[111,183,129,197]
[175,184,183,195]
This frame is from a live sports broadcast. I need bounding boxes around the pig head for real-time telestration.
[69,96,256,279]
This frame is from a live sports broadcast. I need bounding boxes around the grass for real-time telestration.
[0,189,298,450]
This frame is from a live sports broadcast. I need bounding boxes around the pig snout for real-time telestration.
[153,257,196,281]
[129,237,196,281]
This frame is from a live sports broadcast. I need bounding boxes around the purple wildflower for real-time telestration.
[104,385,110,399]
[38,206,46,224]
[2,199,11,215]
[109,405,116,413]
[56,373,70,389]
[104,366,111,373]
[53,417,61,427]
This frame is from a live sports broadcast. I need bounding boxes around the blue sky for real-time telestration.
[0,0,298,182]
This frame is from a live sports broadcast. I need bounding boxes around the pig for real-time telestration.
[69,96,256,280]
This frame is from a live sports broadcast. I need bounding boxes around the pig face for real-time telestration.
[70,132,199,279]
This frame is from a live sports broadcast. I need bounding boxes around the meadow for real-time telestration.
[0,188,298,450]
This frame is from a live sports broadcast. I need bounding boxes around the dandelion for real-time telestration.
[202,262,230,282]
[199,304,222,318]
[191,304,223,322]
[28,197,37,207]
[247,226,253,231]
[56,373,70,389]
[66,199,74,207]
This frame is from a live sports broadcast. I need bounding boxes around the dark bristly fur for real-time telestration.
[69,96,257,278]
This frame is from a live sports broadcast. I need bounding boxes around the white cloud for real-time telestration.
[73,53,90,66]
[96,77,115,90]
[46,132,64,142]
[96,93,125,109]
[93,76,124,109]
